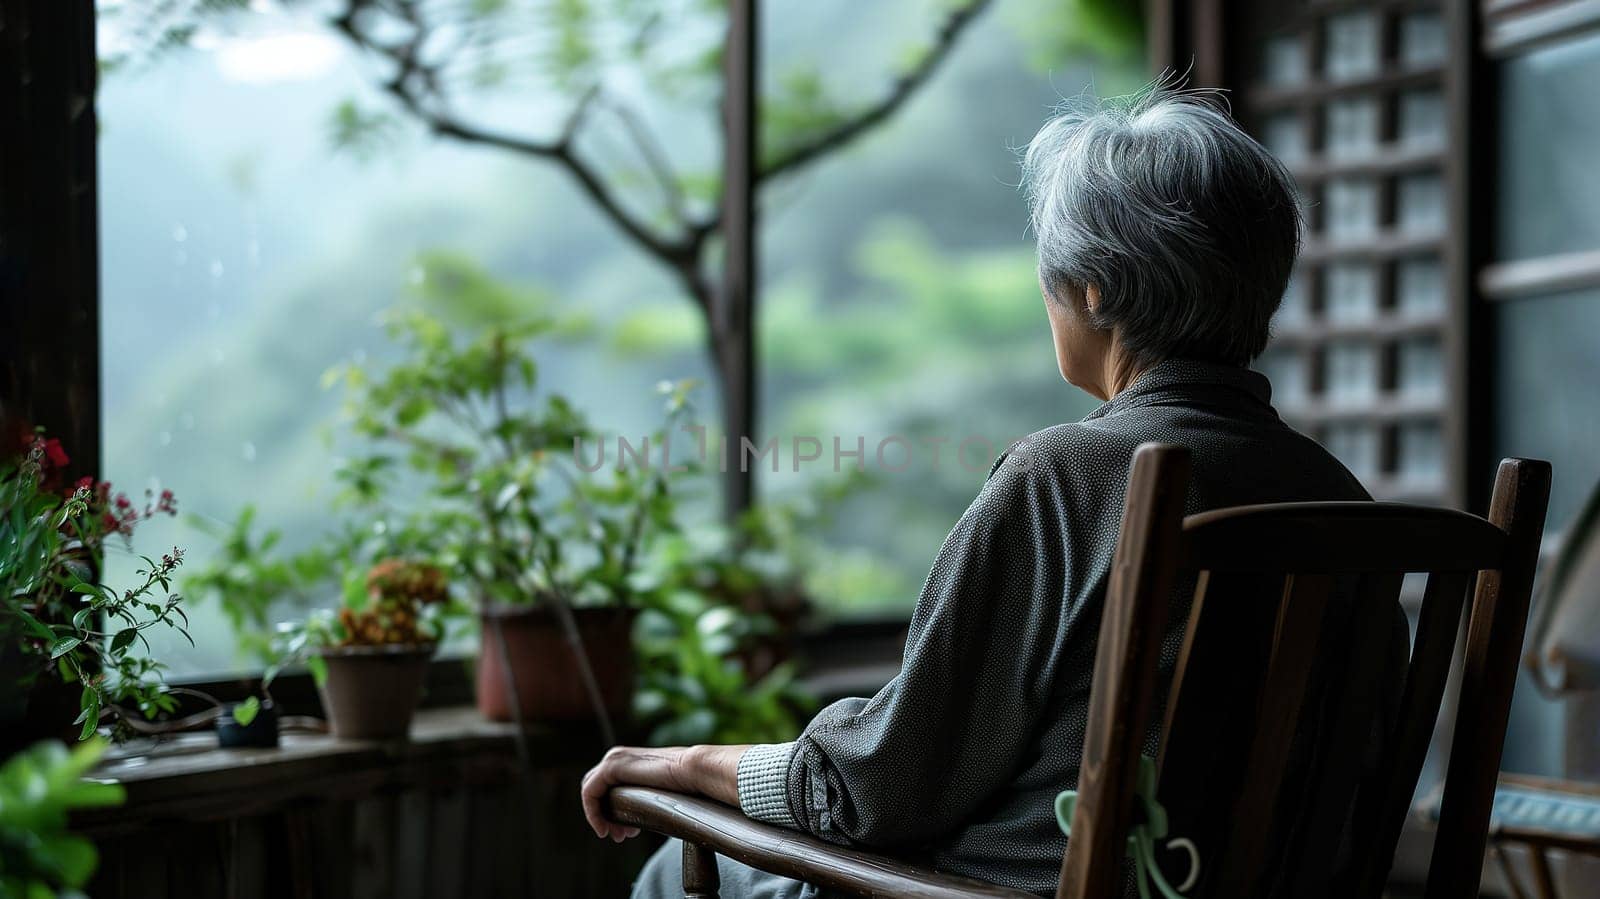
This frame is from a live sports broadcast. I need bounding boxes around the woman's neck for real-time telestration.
[1096,343,1148,402]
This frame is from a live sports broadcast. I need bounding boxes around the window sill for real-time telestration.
[78,707,604,833]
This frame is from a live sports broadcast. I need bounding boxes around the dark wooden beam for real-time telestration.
[1453,0,1498,515]
[719,0,758,518]
[0,0,100,481]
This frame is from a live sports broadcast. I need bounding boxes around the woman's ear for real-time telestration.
[1084,283,1102,315]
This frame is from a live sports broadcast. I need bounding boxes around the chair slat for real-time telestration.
[1154,569,1284,894]
[1277,572,1406,899]
[1345,569,1473,898]
[1426,459,1552,899]
[1211,574,1335,897]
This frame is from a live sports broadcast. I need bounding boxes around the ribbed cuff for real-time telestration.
[736,741,798,828]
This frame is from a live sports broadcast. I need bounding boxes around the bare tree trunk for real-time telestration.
[719,0,759,520]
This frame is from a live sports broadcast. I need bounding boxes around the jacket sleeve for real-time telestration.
[735,451,1072,848]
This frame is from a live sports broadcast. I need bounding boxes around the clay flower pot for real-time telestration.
[316,644,435,740]
[476,605,635,724]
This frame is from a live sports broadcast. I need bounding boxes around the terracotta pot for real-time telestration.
[315,644,434,740]
[476,605,635,723]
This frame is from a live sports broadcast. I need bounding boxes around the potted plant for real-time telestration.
[188,303,831,746]
[1,434,192,747]
[321,309,686,736]
[266,558,451,739]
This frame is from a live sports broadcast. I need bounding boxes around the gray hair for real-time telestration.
[1021,86,1302,367]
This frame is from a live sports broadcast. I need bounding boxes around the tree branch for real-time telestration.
[329,0,709,317]
[319,0,995,329]
[598,94,690,228]
[758,0,995,183]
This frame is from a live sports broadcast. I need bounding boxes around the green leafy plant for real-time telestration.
[1,437,191,740]
[190,309,819,743]
[634,597,810,745]
[324,307,650,610]
[0,738,126,898]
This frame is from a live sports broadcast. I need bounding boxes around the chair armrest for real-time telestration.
[608,786,1038,899]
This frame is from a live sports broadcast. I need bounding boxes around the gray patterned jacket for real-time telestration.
[735,359,1397,896]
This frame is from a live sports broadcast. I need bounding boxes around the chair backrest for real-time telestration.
[1057,444,1551,899]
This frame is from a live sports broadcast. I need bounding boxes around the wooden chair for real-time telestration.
[610,445,1551,899]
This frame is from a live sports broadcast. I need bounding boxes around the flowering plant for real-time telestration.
[0,434,191,740]
[348,558,450,645]
[264,558,456,687]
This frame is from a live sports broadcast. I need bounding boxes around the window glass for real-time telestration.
[100,1,1133,675]
[1323,341,1380,405]
[1396,337,1444,399]
[1261,112,1307,163]
[1494,286,1600,777]
[99,10,709,673]
[1395,421,1444,486]
[1496,31,1600,261]
[1323,97,1380,158]
[1324,12,1381,81]
[1323,423,1380,481]
[1397,89,1445,148]
[1397,173,1446,234]
[1396,257,1444,317]
[1323,263,1379,323]
[1494,287,1600,536]
[1275,272,1310,328]
[1262,34,1308,86]
[758,6,1123,615]
[1324,178,1381,239]
[1255,349,1307,408]
[1399,12,1447,69]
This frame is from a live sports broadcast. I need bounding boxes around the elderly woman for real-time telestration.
[582,89,1377,898]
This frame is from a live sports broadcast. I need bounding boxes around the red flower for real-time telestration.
[41,438,69,469]
[27,436,69,471]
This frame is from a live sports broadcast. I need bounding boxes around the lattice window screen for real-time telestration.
[1240,0,1462,505]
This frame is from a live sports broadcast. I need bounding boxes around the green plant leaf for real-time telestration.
[232,696,261,727]
[109,628,138,654]
[49,636,83,659]
[307,654,328,687]
[77,700,100,740]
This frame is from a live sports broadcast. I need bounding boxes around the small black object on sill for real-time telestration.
[216,700,279,749]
